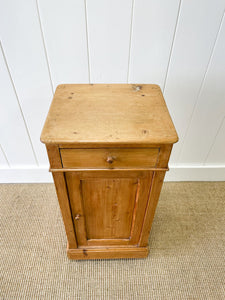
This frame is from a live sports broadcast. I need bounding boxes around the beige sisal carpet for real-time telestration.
[1,182,224,299]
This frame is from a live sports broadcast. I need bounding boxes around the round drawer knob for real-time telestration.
[106,156,114,164]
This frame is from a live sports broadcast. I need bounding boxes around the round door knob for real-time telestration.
[106,156,114,164]
[74,214,81,220]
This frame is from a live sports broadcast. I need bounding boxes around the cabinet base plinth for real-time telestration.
[67,245,149,260]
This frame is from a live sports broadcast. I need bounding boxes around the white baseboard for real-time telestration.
[0,166,53,183]
[0,165,224,183]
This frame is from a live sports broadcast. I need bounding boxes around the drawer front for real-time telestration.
[60,148,159,169]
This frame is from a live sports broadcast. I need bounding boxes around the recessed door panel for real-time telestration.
[65,171,152,247]
[82,178,138,239]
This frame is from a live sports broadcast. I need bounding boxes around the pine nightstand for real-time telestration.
[41,84,178,260]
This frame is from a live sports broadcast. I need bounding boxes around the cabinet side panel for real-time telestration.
[129,172,153,244]
[46,144,62,168]
[65,173,88,246]
[157,144,173,168]
[52,173,77,248]
[139,171,166,247]
[46,145,77,248]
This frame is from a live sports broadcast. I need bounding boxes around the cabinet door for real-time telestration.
[65,170,153,247]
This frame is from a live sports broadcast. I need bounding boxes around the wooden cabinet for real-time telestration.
[41,84,178,260]
[65,170,152,247]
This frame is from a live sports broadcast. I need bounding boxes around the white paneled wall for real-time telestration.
[206,117,225,164]
[0,145,9,167]
[0,44,37,166]
[37,0,89,89]
[129,0,181,86]
[0,0,53,165]
[0,0,224,182]
[86,0,133,83]
[179,15,225,164]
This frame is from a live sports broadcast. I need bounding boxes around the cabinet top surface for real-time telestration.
[41,84,178,145]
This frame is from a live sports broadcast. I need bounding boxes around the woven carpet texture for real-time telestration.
[1,182,224,299]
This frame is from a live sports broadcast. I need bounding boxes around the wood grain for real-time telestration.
[67,245,149,260]
[157,145,173,168]
[65,173,87,246]
[82,178,137,239]
[52,173,77,249]
[60,148,159,169]
[46,144,62,168]
[65,170,153,247]
[40,84,178,145]
[42,83,177,259]
[129,172,153,244]
[58,143,172,149]
[139,171,166,247]
[46,145,77,248]
[50,168,168,173]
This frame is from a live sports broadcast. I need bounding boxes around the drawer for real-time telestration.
[60,148,159,169]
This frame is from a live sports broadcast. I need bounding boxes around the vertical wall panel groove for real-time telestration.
[0,43,39,166]
[0,0,225,181]
[205,117,225,165]
[38,0,89,89]
[163,0,182,92]
[178,13,225,164]
[128,0,181,87]
[164,0,225,164]
[36,0,54,94]
[178,14,225,164]
[0,0,54,165]
[86,0,133,83]
[0,145,10,167]
[127,0,135,83]
[0,43,37,166]
[84,0,91,83]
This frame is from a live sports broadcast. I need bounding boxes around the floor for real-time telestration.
[1,182,224,299]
